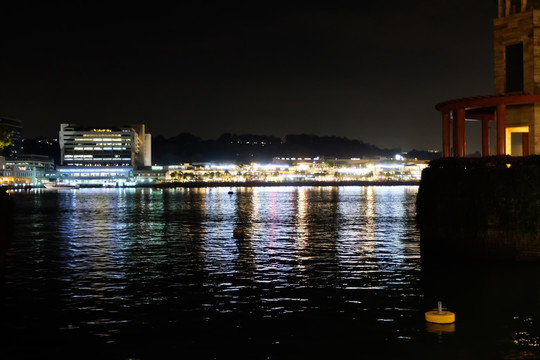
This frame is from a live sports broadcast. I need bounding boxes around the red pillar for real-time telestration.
[442,112,451,157]
[482,119,490,156]
[455,108,466,157]
[522,132,529,156]
[496,103,506,155]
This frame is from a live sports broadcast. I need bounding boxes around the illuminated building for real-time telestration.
[2,155,55,186]
[436,0,540,157]
[157,158,427,184]
[57,124,151,185]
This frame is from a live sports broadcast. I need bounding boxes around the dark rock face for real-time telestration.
[416,156,540,262]
[0,190,14,270]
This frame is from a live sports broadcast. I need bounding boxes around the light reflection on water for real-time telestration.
[1,186,539,359]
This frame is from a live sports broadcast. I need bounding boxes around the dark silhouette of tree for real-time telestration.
[0,125,13,153]
[405,149,442,161]
[151,133,401,165]
[21,138,61,164]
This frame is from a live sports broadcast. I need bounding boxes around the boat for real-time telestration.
[43,182,80,190]
[102,181,116,188]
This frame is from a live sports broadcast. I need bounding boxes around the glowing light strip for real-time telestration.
[58,168,132,173]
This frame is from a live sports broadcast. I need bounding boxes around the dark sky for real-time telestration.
[0,0,498,152]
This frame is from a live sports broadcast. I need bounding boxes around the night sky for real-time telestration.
[0,0,498,152]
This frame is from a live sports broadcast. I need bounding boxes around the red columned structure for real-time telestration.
[435,94,540,157]
[436,0,540,157]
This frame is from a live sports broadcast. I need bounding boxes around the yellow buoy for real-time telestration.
[425,301,455,324]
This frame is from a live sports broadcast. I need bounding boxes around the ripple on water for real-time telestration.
[2,186,539,359]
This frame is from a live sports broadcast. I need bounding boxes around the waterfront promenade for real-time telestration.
[149,179,420,189]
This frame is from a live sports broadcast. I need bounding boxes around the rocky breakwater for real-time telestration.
[416,156,540,262]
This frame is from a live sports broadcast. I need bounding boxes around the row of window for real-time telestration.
[64,156,132,160]
[70,147,129,151]
[63,172,128,177]
[64,163,132,167]
[72,137,127,142]
[64,143,132,147]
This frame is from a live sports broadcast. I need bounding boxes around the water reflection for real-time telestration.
[232,188,256,282]
[202,187,238,277]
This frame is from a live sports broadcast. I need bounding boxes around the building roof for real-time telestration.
[435,93,540,114]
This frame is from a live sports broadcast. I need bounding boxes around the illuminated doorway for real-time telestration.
[505,126,530,156]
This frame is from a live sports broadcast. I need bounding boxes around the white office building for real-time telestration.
[57,124,151,186]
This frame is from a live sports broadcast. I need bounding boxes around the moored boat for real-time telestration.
[43,182,80,190]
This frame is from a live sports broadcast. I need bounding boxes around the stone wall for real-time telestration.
[416,156,540,261]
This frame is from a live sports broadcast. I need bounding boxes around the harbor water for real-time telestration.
[1,186,539,359]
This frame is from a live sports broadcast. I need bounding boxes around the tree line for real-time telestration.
[5,133,444,165]
[151,133,401,164]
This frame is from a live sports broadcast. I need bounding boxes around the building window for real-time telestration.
[505,42,524,93]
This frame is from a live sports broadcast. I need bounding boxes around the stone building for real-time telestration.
[436,0,540,157]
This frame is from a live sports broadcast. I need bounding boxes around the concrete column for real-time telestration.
[456,108,466,157]
[533,124,540,155]
[496,103,507,155]
[442,112,451,157]
[482,119,490,156]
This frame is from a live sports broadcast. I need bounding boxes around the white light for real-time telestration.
[338,168,369,175]
[210,164,236,170]
[377,164,403,169]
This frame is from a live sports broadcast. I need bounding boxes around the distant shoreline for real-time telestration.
[150,180,420,188]
[3,180,420,191]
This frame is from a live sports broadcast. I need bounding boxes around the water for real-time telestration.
[1,186,539,359]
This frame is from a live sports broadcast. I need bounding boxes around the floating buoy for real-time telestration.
[233,229,245,238]
[425,301,455,324]
[228,191,234,195]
